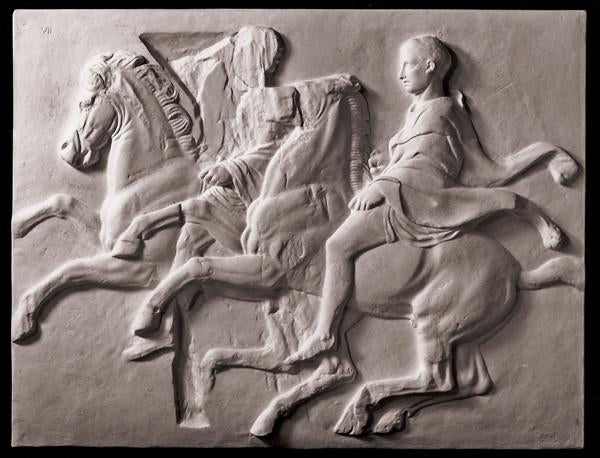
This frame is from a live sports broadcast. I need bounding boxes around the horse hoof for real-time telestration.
[250,409,277,437]
[372,409,407,434]
[122,335,175,361]
[561,256,585,291]
[179,412,211,429]
[12,221,30,239]
[542,222,565,251]
[333,408,369,436]
[549,151,580,186]
[12,310,37,343]
[132,306,162,337]
[112,238,142,259]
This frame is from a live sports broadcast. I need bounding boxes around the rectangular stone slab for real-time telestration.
[12,9,584,448]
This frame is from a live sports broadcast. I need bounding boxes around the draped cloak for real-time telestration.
[373,95,519,248]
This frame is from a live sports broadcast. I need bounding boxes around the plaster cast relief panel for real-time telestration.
[12,10,584,448]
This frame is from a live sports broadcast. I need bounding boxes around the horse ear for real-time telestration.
[99,52,114,62]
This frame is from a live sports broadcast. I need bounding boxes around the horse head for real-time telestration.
[59,52,139,169]
[59,51,197,184]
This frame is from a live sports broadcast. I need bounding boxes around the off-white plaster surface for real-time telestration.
[12,9,584,447]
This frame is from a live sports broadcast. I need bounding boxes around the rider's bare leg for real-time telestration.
[285,206,388,364]
[112,190,247,258]
[132,253,283,336]
[12,254,159,343]
[112,203,183,258]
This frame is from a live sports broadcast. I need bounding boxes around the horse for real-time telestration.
[119,78,583,435]
[11,50,206,343]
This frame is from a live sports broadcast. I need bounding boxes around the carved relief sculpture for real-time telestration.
[12,12,584,447]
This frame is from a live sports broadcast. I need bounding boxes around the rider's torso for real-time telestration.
[382,97,465,190]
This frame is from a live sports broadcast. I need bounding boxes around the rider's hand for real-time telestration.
[348,185,384,211]
[199,163,233,187]
[368,149,388,177]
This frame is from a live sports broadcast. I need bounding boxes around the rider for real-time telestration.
[286,35,561,363]
[115,27,301,357]
[113,26,301,263]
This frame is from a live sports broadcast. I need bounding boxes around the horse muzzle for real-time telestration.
[59,130,99,169]
[59,130,82,166]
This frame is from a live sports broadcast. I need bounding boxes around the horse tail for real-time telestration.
[518,255,584,291]
[345,92,371,193]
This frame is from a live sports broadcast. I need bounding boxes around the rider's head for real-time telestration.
[232,26,284,88]
[398,36,451,95]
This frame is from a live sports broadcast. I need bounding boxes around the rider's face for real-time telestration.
[398,41,434,95]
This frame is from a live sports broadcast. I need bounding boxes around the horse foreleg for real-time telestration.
[250,313,362,437]
[13,194,100,246]
[12,254,159,343]
[250,353,357,437]
[512,193,565,250]
[462,142,580,187]
[132,254,283,336]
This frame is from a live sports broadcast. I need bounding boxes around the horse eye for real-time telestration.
[79,95,97,111]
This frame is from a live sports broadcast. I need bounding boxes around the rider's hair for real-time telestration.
[409,36,452,79]
[232,26,284,86]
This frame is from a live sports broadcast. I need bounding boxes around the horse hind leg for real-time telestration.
[199,304,293,394]
[334,325,454,436]
[372,343,493,434]
[519,255,584,291]
[13,194,100,247]
[250,353,357,437]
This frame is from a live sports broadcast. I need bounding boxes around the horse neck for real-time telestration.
[106,91,185,193]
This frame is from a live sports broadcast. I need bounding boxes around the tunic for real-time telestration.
[373,96,518,247]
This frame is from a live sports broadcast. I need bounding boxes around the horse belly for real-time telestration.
[350,241,427,319]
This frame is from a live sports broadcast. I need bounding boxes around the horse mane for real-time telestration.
[133,62,197,158]
[86,50,198,160]
[345,92,371,192]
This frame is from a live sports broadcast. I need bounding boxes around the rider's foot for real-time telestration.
[132,305,163,337]
[285,333,335,364]
[112,237,142,259]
